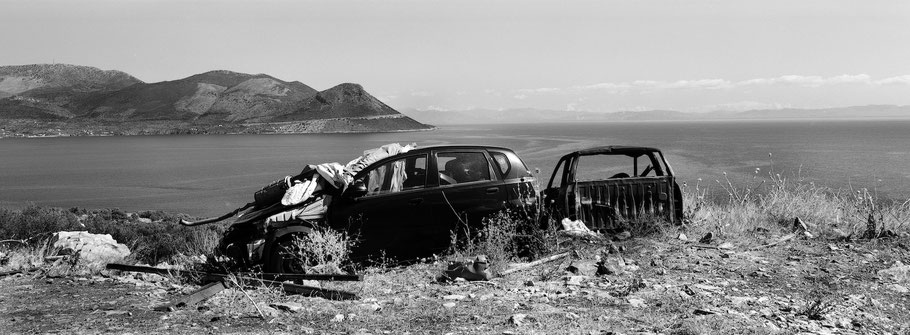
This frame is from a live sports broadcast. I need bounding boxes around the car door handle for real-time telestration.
[486,187,499,194]
[409,198,424,205]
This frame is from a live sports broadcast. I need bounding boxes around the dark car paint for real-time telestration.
[326,145,535,261]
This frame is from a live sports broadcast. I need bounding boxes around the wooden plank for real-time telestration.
[499,251,572,276]
[250,272,363,282]
[105,263,362,281]
[0,269,24,277]
[153,281,226,312]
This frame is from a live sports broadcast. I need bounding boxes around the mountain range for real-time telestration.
[404,105,910,125]
[0,64,432,136]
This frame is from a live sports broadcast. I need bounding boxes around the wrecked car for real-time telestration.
[181,144,536,272]
[182,144,682,273]
[542,146,683,231]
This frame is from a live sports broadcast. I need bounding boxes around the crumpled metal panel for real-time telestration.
[573,176,678,230]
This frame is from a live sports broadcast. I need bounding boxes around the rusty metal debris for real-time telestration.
[154,281,226,312]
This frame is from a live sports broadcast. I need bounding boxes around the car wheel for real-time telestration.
[265,234,309,274]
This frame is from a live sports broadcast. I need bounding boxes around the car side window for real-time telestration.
[364,154,427,196]
[490,152,511,176]
[437,152,491,185]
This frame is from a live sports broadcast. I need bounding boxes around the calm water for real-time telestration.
[2,119,909,216]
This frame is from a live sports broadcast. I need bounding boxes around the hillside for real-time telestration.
[0,64,434,136]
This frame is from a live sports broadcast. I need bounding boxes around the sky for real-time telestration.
[2,0,909,113]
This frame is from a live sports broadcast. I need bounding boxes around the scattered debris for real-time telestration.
[560,218,600,239]
[270,302,305,313]
[878,261,910,283]
[509,313,528,326]
[693,308,717,316]
[154,281,226,312]
[888,284,909,293]
[441,255,491,281]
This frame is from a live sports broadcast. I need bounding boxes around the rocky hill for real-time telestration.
[0,64,433,136]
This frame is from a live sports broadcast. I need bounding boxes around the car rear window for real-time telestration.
[437,152,491,184]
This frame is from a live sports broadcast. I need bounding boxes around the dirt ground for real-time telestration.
[2,234,910,334]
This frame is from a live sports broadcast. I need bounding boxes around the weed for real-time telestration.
[798,298,835,321]
[289,225,354,274]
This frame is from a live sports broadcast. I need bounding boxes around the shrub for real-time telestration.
[448,208,557,274]
[289,226,354,274]
[0,205,225,265]
[0,204,81,240]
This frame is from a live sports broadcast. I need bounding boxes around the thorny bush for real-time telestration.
[288,225,354,274]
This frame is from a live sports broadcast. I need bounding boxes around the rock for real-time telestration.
[878,261,910,283]
[693,308,716,315]
[257,304,281,319]
[564,276,586,286]
[270,302,305,313]
[793,217,809,232]
[627,298,646,308]
[509,313,527,326]
[831,229,852,241]
[888,284,908,293]
[678,233,688,242]
[730,296,755,306]
[331,314,345,322]
[45,231,130,265]
[613,231,632,241]
[442,302,457,309]
[596,257,626,276]
[718,242,735,250]
[699,232,713,244]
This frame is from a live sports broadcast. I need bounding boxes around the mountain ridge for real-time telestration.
[0,64,433,136]
[406,105,910,125]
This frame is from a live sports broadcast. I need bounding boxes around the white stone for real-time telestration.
[46,231,130,264]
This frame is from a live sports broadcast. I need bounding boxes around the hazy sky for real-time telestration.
[2,0,909,112]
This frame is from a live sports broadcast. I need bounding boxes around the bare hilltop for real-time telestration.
[0,64,433,137]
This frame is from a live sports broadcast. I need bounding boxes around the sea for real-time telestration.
[2,119,909,217]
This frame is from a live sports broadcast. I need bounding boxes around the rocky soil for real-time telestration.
[2,235,910,334]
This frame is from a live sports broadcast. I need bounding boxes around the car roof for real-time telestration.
[571,145,662,156]
[408,144,516,153]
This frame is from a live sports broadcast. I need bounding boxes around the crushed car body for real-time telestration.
[181,143,536,270]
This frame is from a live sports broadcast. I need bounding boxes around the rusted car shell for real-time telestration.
[544,146,683,231]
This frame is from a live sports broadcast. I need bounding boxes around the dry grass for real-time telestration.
[681,168,910,244]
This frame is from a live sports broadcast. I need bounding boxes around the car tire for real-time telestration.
[264,234,309,274]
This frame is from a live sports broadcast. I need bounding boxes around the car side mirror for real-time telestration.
[346,180,368,198]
